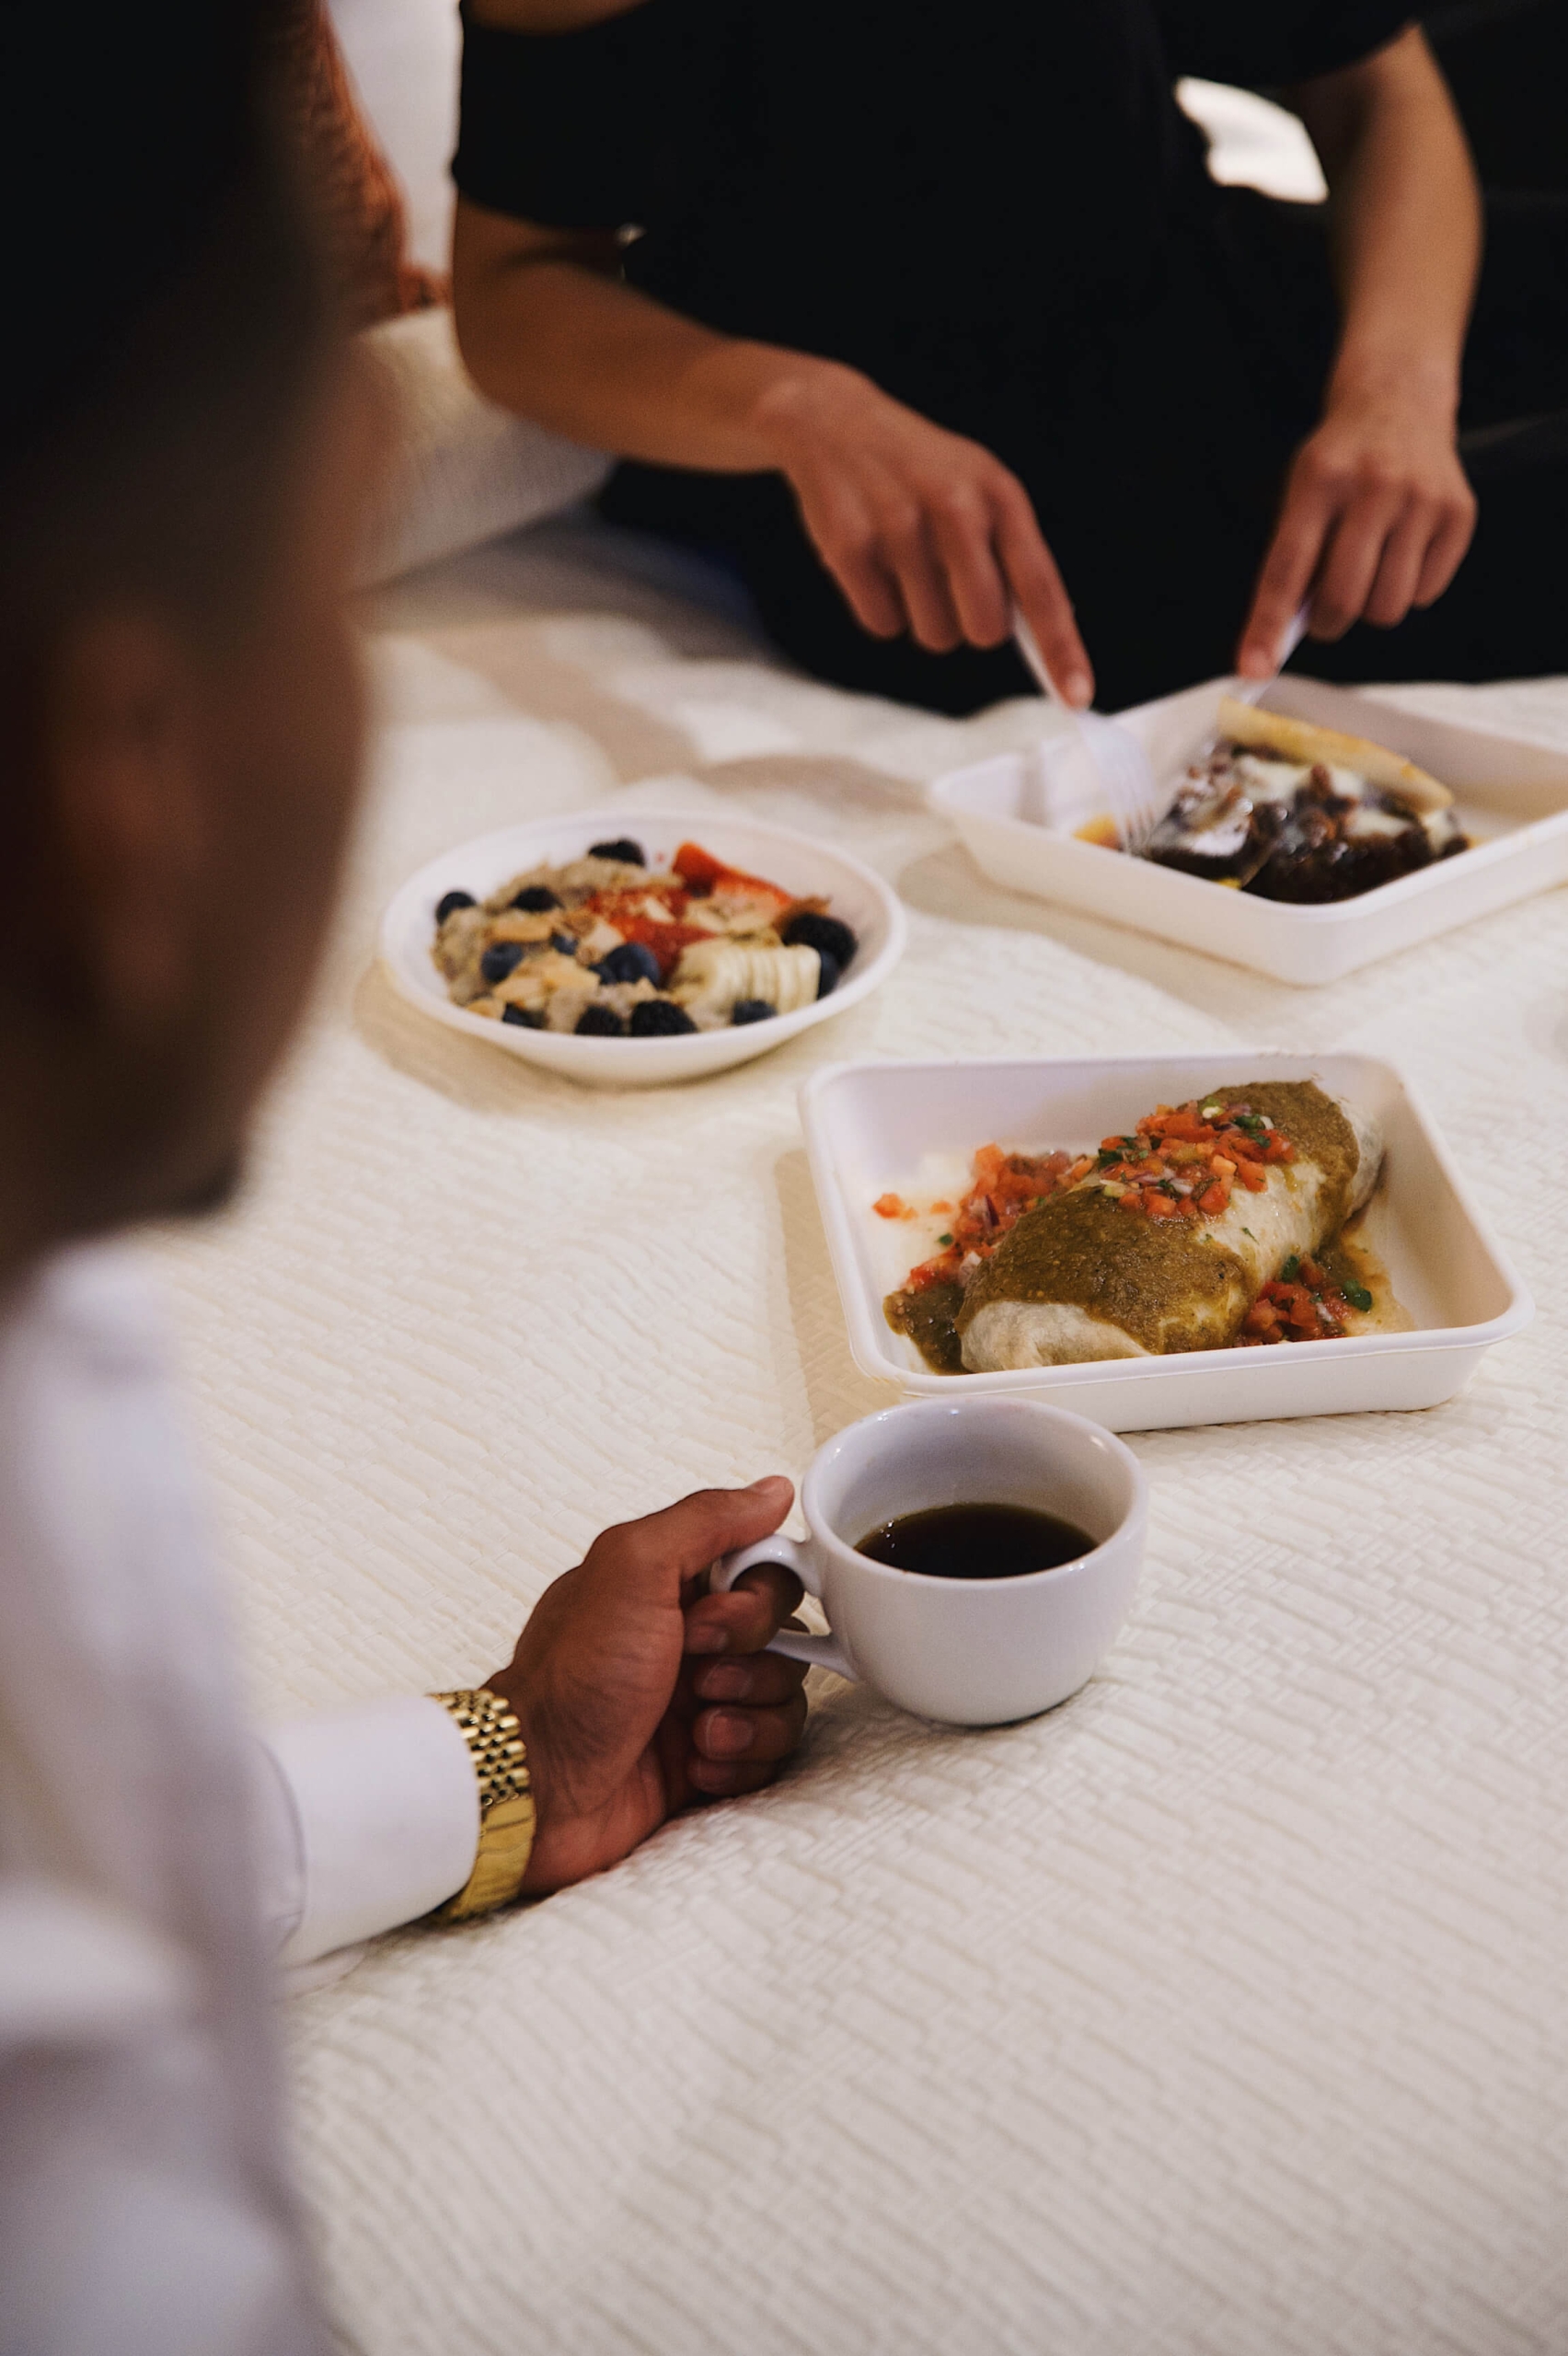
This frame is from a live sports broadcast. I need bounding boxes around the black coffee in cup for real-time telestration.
[854,1502,1094,1581]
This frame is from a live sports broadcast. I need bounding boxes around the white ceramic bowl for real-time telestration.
[379,809,907,1088]
[801,1051,1533,1433]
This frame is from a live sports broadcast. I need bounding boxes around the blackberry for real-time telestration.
[510,885,560,912]
[731,999,777,1026]
[588,837,646,866]
[501,1004,546,1029]
[781,911,857,972]
[549,932,579,957]
[479,941,525,985]
[435,889,476,924]
[575,1005,625,1036]
[815,952,841,999]
[628,999,698,1037]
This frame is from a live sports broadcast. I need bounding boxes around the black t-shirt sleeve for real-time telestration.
[1157,2,1414,90]
[454,0,725,228]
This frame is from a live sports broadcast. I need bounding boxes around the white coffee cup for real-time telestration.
[714,1395,1147,1727]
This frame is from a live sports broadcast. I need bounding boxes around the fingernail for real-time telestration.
[697,1661,751,1701]
[704,1711,755,1758]
[690,1759,736,1793]
[746,1475,790,1496]
[1239,648,1270,678]
[685,1622,728,1657]
[1065,672,1092,708]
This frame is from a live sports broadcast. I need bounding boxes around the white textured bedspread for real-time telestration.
[151,521,1568,2355]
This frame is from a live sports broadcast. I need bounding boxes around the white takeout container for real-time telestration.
[930,676,1568,986]
[800,1051,1532,1433]
[380,809,905,1088]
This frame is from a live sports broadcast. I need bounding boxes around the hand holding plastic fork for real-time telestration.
[1013,604,1309,853]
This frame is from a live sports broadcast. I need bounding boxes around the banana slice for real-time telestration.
[671,939,821,1018]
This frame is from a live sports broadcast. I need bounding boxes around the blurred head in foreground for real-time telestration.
[0,2,382,1275]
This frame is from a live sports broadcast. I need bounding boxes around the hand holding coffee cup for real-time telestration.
[712,1396,1146,1726]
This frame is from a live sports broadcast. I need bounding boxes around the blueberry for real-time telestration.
[781,911,858,972]
[815,952,841,999]
[588,837,646,866]
[435,889,476,924]
[629,999,698,1037]
[731,998,777,1026]
[594,941,662,987]
[550,932,579,957]
[502,1004,546,1029]
[510,885,560,913]
[480,941,525,985]
[575,1004,625,1036]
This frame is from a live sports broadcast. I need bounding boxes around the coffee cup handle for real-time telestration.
[709,1538,854,1681]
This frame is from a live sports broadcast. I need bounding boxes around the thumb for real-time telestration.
[579,1479,794,1607]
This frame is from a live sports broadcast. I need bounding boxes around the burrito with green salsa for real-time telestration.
[956,1080,1382,1369]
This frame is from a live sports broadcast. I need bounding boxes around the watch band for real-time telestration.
[426,1688,536,1922]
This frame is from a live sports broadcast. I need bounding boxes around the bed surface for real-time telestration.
[151,517,1568,2354]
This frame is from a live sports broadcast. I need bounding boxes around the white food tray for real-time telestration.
[380,808,905,1089]
[800,1052,1531,1433]
[930,676,1568,986]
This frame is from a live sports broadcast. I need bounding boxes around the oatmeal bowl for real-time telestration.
[379,809,906,1087]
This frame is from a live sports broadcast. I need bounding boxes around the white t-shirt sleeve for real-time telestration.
[257,1696,480,1974]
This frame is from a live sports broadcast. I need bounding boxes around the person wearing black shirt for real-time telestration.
[452,3,1567,714]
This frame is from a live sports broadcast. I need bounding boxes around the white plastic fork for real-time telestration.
[1011,609,1166,853]
[1012,603,1311,854]
[1188,603,1312,768]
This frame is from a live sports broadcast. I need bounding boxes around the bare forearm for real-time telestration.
[1297,27,1481,419]
[450,195,1093,695]
[453,212,843,471]
[1241,29,1481,668]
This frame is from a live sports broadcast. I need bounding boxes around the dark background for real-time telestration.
[1424,0,1564,189]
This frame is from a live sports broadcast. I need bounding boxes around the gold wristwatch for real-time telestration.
[427,1688,536,1922]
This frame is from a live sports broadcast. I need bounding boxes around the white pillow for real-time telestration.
[356,304,611,586]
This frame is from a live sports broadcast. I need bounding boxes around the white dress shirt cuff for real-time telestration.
[262,1695,480,1970]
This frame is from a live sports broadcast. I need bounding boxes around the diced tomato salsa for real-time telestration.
[1088,1096,1294,1223]
[1239,1253,1370,1345]
[899,1143,1092,1292]
[893,1100,1302,1292]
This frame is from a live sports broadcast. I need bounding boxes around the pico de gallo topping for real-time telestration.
[1089,1096,1295,1221]
[1239,1253,1374,1345]
[886,1105,1301,1295]
[893,1143,1095,1294]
